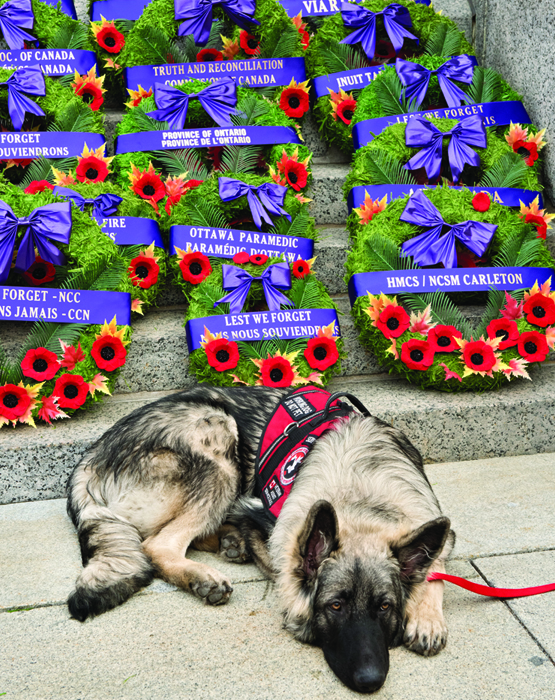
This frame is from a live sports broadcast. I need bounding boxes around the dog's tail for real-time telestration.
[66,463,154,622]
[229,496,276,579]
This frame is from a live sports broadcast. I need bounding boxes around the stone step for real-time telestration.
[2,363,555,504]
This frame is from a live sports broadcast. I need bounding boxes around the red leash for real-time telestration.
[427,572,555,598]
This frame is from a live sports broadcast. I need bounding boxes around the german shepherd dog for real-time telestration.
[67,386,454,694]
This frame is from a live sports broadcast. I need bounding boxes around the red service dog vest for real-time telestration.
[254,387,370,520]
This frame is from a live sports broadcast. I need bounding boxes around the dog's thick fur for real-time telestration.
[67,386,454,693]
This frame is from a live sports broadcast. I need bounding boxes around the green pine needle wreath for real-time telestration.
[344,116,542,196]
[185,259,344,387]
[0,182,135,427]
[346,186,555,391]
[169,171,317,298]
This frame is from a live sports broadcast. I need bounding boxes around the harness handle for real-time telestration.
[320,391,371,422]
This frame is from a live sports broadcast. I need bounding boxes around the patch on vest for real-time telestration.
[263,478,283,509]
[282,394,316,420]
[280,446,309,485]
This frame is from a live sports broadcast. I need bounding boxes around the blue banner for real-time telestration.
[98,217,165,248]
[0,286,131,324]
[353,100,532,149]
[278,0,429,17]
[348,267,554,306]
[347,185,544,212]
[0,49,96,77]
[125,57,307,92]
[0,131,105,161]
[186,307,340,351]
[115,125,301,155]
[42,0,78,19]
[170,225,314,262]
[91,0,152,20]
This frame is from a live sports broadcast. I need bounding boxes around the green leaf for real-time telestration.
[465,67,501,104]
[219,146,263,174]
[374,70,418,116]
[130,107,167,133]
[264,25,299,59]
[134,25,175,66]
[49,102,97,134]
[186,199,229,229]
[479,152,528,189]
[19,157,77,189]
[401,292,474,339]
[361,148,417,185]
[232,95,269,126]
[150,149,209,178]
[47,22,89,50]
[318,43,371,74]
[268,211,312,240]
[424,24,462,56]
[288,277,321,309]
[362,234,419,272]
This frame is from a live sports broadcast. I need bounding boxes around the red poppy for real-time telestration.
[259,355,295,387]
[525,212,548,239]
[52,374,89,409]
[280,158,308,191]
[512,140,538,166]
[300,30,310,50]
[401,339,435,371]
[239,31,260,56]
[21,256,56,286]
[375,304,410,339]
[427,325,462,353]
[73,75,105,111]
[292,259,311,278]
[21,348,60,381]
[76,155,110,183]
[95,25,125,54]
[205,338,240,371]
[517,331,549,362]
[249,254,268,266]
[486,318,519,350]
[461,339,496,372]
[373,39,396,63]
[304,336,339,371]
[197,48,224,62]
[179,251,212,284]
[208,146,224,170]
[91,335,127,371]
[130,166,166,206]
[335,97,357,125]
[280,85,310,118]
[233,251,250,264]
[523,293,555,327]
[0,384,31,422]
[472,191,491,212]
[128,254,160,289]
[24,180,54,195]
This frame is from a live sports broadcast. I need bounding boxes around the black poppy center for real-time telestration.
[342,109,353,121]
[2,393,18,409]
[288,171,298,184]
[100,346,116,361]
[104,35,116,48]
[63,384,79,399]
[82,91,94,104]
[189,262,202,275]
[143,184,156,196]
[495,329,509,341]
[270,368,284,382]
[86,167,99,180]
[410,349,424,362]
[524,341,538,354]
[32,358,48,373]
[470,353,484,366]
[32,265,47,280]
[202,54,215,61]
[296,264,305,273]
[288,95,300,109]
[216,350,230,363]
[247,38,258,50]
[135,265,149,279]
[517,146,531,157]
[313,346,328,361]
[386,317,400,331]
[437,335,451,348]
[533,305,546,318]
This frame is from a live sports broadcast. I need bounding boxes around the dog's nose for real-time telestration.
[352,667,387,693]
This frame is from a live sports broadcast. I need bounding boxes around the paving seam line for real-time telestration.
[453,545,555,561]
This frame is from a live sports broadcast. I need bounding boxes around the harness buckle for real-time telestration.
[283,421,300,436]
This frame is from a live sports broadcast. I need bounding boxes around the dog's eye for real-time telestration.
[380,603,390,611]
[330,601,342,611]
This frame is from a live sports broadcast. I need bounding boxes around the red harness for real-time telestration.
[253,387,370,520]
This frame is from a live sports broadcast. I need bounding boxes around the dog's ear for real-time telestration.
[298,500,339,581]
[392,517,451,585]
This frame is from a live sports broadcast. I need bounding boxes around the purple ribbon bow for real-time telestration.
[396,55,475,110]
[175,0,260,46]
[53,186,123,221]
[0,65,45,131]
[340,2,417,60]
[147,78,238,129]
[214,262,293,314]
[404,114,486,182]
[218,177,291,231]
[0,0,36,50]
[0,200,72,283]
[400,189,497,268]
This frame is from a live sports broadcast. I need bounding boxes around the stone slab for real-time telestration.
[427,452,555,558]
[1,576,554,699]
[309,164,350,224]
[475,550,555,660]
[433,0,474,40]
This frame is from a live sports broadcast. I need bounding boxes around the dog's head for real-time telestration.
[287,500,451,694]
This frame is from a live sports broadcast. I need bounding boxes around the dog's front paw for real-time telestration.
[220,529,251,564]
[403,614,448,657]
[190,573,233,606]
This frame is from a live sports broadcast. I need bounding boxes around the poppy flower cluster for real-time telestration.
[292,258,314,279]
[279,78,310,119]
[291,12,310,50]
[239,30,260,56]
[125,85,153,109]
[329,89,357,126]
[71,67,106,111]
[176,247,213,284]
[129,243,161,290]
[519,196,554,240]
[197,48,224,62]
[269,148,310,192]
[202,330,240,372]
[304,324,339,371]
[91,16,126,54]
[22,256,56,286]
[506,123,546,167]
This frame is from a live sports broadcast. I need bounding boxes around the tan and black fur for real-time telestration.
[67,386,454,694]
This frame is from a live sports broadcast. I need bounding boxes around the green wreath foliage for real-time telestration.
[346,186,555,391]
[0,180,135,426]
[185,260,344,387]
[344,116,542,196]
[169,171,317,297]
